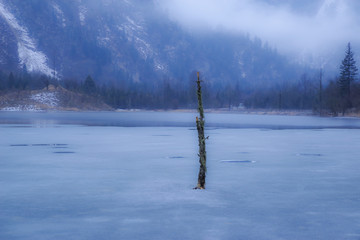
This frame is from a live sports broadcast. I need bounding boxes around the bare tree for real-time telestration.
[194,72,207,190]
[319,68,323,116]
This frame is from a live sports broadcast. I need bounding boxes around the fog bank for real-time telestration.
[158,0,360,66]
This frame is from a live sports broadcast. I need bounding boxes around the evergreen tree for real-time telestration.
[83,75,96,94]
[7,72,15,89]
[41,75,50,90]
[0,71,5,90]
[338,42,358,114]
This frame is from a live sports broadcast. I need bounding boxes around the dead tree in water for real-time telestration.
[194,72,207,190]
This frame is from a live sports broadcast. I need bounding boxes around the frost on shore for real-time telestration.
[0,91,59,111]
[30,92,59,107]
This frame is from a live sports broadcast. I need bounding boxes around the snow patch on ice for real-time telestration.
[0,2,54,77]
[220,160,256,163]
[30,92,59,107]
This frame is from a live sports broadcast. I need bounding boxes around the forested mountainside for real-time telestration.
[2,0,360,114]
[0,0,308,90]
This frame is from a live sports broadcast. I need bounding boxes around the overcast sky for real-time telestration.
[158,0,360,66]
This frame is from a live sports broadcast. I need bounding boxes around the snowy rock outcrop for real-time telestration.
[0,1,54,77]
[30,92,59,108]
[0,86,113,111]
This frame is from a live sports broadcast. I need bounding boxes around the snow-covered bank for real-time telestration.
[0,86,112,112]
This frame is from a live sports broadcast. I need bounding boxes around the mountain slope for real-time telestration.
[0,0,309,89]
[0,2,54,76]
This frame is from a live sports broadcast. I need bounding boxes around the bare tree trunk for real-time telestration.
[319,69,323,116]
[194,72,207,190]
[278,91,282,111]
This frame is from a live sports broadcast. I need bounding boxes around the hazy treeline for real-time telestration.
[0,68,359,116]
[0,71,56,91]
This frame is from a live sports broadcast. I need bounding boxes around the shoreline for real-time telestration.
[2,104,360,118]
[2,107,359,118]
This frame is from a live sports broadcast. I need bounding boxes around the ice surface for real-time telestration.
[1,112,360,240]
[1,111,360,129]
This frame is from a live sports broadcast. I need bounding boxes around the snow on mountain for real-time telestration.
[121,16,154,60]
[316,0,347,18]
[0,1,54,77]
[0,0,311,87]
[53,3,66,28]
[119,13,167,72]
[79,5,87,26]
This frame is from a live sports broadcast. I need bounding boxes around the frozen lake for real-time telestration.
[1,111,360,240]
